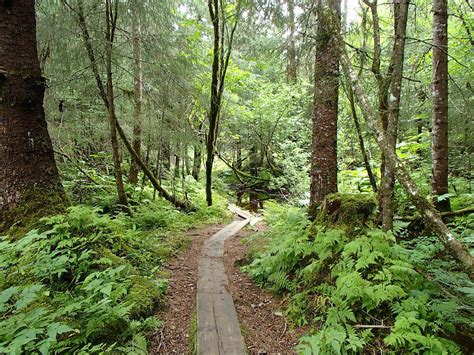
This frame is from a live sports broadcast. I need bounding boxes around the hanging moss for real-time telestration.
[315,193,376,232]
[1,185,69,234]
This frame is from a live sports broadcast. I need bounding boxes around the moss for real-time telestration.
[1,185,69,234]
[315,193,376,233]
[95,246,130,268]
[126,275,163,318]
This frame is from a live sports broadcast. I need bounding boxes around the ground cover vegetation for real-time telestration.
[0,0,472,353]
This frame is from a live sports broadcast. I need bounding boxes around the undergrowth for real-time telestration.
[244,203,473,354]
[0,175,229,354]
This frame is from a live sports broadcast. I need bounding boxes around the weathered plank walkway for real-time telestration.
[196,208,251,355]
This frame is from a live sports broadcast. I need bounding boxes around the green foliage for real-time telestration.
[313,193,376,230]
[0,198,227,353]
[245,205,468,353]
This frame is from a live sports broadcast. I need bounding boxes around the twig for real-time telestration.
[280,319,288,339]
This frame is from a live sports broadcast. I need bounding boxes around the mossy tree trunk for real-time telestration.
[363,0,409,230]
[192,144,202,181]
[309,0,341,217]
[206,0,240,206]
[0,0,67,229]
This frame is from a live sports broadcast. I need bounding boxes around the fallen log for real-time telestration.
[116,120,195,212]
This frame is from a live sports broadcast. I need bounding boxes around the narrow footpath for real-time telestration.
[196,217,249,354]
[150,206,304,354]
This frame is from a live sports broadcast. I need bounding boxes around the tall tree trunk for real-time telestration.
[162,140,171,173]
[206,0,221,207]
[174,143,180,178]
[184,144,191,176]
[286,0,297,83]
[309,0,341,216]
[0,0,67,229]
[249,143,259,211]
[105,0,128,210]
[363,0,389,218]
[236,136,244,204]
[381,0,409,230]
[345,82,378,193]
[431,0,450,212]
[128,0,142,185]
[69,0,128,209]
[192,144,202,180]
[363,0,409,229]
[206,0,239,206]
[341,47,473,273]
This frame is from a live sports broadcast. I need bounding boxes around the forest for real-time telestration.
[0,0,473,353]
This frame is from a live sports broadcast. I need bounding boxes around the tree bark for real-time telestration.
[184,144,191,177]
[286,0,297,83]
[431,0,450,212]
[344,82,378,193]
[128,0,143,185]
[341,47,473,273]
[0,0,67,229]
[363,0,409,229]
[206,0,221,207]
[363,0,388,219]
[105,0,129,210]
[309,0,341,216]
[192,144,202,180]
[381,0,409,230]
[206,0,239,206]
[174,143,180,178]
[249,143,259,211]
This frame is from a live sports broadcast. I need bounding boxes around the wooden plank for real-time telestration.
[196,290,219,355]
[197,257,227,293]
[202,219,249,258]
[228,204,252,219]
[213,293,247,354]
[196,214,248,355]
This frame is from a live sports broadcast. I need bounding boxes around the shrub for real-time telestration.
[0,202,207,353]
[245,204,468,353]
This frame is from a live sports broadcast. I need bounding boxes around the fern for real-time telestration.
[0,203,210,353]
[245,204,467,354]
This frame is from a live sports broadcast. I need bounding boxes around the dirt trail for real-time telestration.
[150,224,224,354]
[150,218,305,354]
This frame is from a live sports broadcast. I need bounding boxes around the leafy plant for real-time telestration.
[0,199,227,353]
[245,204,468,353]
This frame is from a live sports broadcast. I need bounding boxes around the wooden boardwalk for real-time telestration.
[196,211,250,355]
